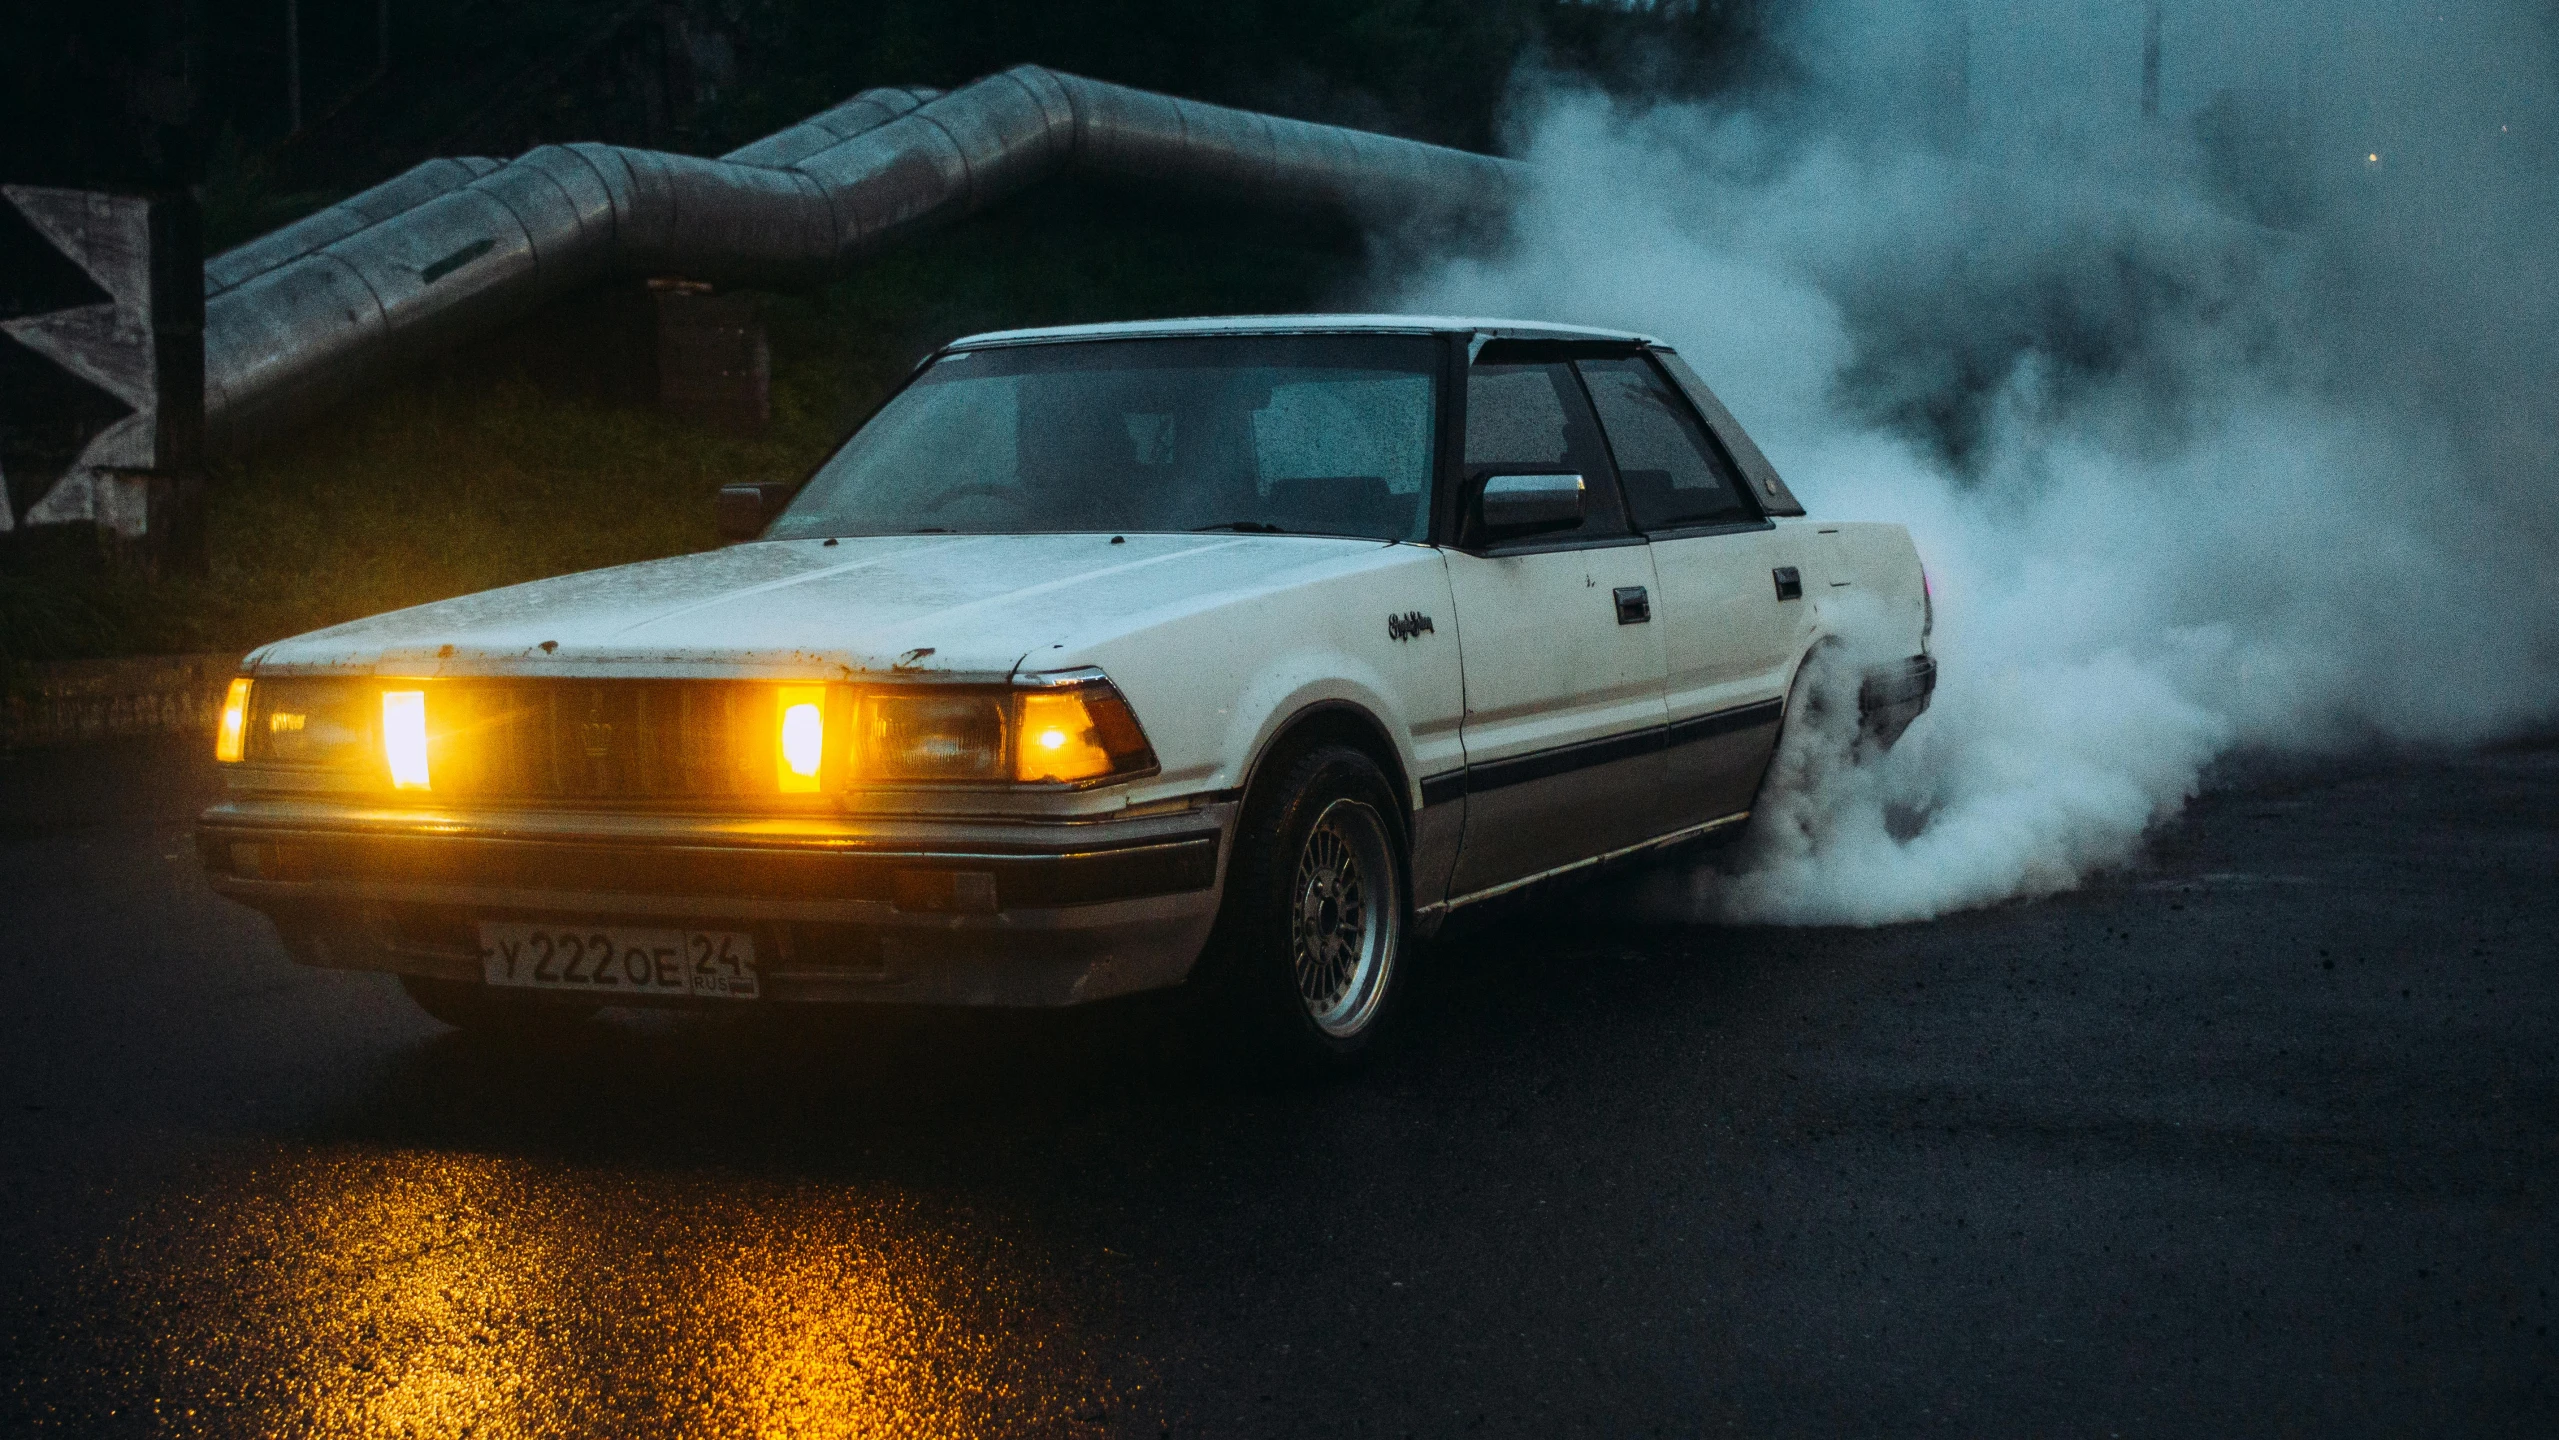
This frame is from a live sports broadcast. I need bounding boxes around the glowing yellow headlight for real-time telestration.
[382,690,430,790]
[828,677,1152,787]
[777,685,826,792]
[215,678,251,763]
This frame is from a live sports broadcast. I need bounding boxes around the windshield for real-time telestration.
[770,334,1442,542]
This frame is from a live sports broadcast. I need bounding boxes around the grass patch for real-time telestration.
[1,186,1358,667]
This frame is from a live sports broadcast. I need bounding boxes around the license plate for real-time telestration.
[478,922,760,1000]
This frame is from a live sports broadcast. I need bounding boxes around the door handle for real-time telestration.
[1613,585,1651,624]
[1772,566,1803,601]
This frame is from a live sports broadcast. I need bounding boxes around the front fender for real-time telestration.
[1224,663,1424,807]
[1065,547,1466,812]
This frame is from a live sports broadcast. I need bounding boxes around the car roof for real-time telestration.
[944,313,1659,350]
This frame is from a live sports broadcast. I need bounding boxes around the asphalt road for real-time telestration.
[1,736,2552,1437]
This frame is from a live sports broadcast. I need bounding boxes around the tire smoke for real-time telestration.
[1384,0,2559,924]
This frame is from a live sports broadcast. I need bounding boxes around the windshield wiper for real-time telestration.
[1191,520,1290,534]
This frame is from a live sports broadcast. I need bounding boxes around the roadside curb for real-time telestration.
[2,653,244,751]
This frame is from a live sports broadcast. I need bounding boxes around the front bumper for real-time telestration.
[197,797,1232,1007]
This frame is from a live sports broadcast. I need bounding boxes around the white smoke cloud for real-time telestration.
[1384,0,2559,924]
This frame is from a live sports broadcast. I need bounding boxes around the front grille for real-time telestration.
[435,680,779,803]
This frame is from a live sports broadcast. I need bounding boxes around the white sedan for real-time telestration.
[200,315,1932,1069]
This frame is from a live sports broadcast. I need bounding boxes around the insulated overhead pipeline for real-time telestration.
[201,68,1523,451]
[203,156,506,299]
[200,88,946,302]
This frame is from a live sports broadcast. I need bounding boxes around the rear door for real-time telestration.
[1575,353,1809,826]
[1441,355,1669,897]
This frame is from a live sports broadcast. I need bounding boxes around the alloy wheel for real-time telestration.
[1289,797,1401,1037]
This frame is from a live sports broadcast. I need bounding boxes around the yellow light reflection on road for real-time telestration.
[70,1148,1131,1438]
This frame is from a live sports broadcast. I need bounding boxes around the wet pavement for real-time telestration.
[1,736,2553,1436]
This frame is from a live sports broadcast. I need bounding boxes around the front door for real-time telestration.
[1443,357,1669,897]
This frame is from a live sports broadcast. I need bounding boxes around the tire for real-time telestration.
[1749,644,1852,812]
[399,974,598,1033]
[1196,743,1411,1075]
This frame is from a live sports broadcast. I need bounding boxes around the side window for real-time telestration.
[1463,361,1628,540]
[1576,355,1758,532]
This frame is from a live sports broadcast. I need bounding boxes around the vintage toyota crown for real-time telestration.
[199,315,1933,1067]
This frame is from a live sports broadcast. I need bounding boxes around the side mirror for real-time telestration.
[1472,470,1585,543]
[715,482,795,542]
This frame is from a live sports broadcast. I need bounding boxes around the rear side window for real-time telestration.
[1463,361,1629,540]
[1576,355,1757,532]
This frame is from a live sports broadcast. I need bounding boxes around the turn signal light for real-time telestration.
[1014,686,1149,783]
[382,690,431,790]
[215,678,251,763]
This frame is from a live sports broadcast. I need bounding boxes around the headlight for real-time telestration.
[219,678,430,792]
[843,672,1156,787]
[238,678,382,773]
[859,691,1008,781]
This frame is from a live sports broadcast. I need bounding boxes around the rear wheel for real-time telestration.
[1750,644,1856,814]
[1198,743,1410,1074]
[399,974,598,1033]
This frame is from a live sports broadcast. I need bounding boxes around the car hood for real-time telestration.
[249,533,1397,678]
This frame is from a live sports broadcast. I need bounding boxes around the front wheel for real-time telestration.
[1197,744,1410,1074]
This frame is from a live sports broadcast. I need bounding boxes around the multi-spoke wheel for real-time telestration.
[1198,742,1410,1073]
[1290,798,1399,1037]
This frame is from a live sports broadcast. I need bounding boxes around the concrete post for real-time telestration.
[0,187,207,575]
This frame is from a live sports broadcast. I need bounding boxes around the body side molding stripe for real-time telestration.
[1419,772,1468,808]
[1664,697,1783,749]
[1416,696,1782,808]
[1462,724,1666,795]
